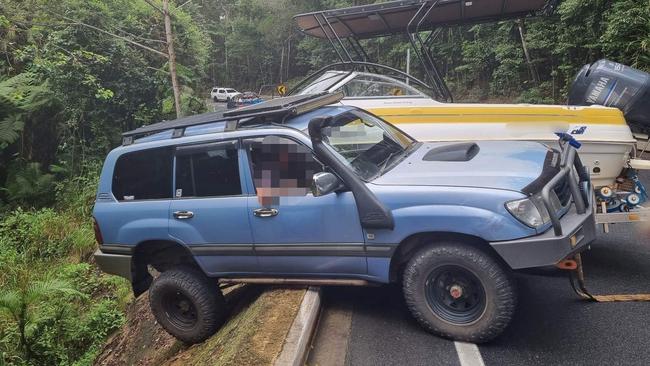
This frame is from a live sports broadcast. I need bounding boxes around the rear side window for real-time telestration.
[175,140,241,198]
[112,147,173,201]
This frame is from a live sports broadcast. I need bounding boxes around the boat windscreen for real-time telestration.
[297,71,350,95]
[337,73,426,98]
[294,0,554,40]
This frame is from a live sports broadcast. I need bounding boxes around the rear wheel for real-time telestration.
[149,266,226,344]
[402,242,516,343]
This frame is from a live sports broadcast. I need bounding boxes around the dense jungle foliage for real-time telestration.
[0,0,648,364]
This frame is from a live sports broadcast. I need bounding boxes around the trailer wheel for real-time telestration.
[402,242,516,343]
[149,266,226,344]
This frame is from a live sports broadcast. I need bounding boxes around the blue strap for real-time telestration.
[555,132,582,149]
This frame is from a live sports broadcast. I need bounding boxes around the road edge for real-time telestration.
[274,286,322,366]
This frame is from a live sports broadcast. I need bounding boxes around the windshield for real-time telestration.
[298,71,348,95]
[320,110,416,180]
[336,73,425,97]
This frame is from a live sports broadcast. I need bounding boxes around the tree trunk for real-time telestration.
[517,19,539,85]
[163,0,182,118]
[279,45,284,84]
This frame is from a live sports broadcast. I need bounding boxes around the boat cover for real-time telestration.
[295,0,554,39]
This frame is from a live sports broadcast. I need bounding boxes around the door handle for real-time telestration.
[173,210,194,219]
[253,208,278,218]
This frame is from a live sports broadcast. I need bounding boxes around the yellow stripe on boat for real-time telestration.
[367,104,626,125]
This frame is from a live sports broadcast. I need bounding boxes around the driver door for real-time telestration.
[242,135,367,276]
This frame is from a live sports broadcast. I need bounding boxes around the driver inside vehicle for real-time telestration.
[248,135,321,206]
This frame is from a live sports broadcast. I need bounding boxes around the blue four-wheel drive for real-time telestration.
[93,92,596,344]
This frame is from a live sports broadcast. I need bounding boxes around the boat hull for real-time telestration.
[342,99,638,187]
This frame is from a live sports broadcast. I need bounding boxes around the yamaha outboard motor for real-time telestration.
[568,59,650,133]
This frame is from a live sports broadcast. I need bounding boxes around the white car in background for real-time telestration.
[210,87,240,102]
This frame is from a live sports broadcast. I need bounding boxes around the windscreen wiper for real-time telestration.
[377,151,398,177]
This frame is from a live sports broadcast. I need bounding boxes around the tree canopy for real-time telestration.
[1,0,648,209]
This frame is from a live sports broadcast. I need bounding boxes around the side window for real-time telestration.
[175,140,241,198]
[244,136,322,205]
[218,89,225,93]
[112,147,173,201]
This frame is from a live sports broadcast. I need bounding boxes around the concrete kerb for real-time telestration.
[275,286,322,366]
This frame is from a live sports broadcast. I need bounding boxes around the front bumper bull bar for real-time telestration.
[491,135,597,269]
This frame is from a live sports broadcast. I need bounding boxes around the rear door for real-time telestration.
[168,139,257,275]
[99,146,174,246]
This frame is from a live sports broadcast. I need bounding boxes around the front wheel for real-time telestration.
[402,242,516,343]
[149,266,227,344]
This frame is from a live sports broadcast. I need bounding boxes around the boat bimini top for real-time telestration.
[292,0,558,102]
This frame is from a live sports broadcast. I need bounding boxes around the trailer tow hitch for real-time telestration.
[557,254,650,302]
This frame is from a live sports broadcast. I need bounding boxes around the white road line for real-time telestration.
[454,341,486,366]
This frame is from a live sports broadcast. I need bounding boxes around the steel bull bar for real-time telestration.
[552,133,650,302]
[543,133,590,237]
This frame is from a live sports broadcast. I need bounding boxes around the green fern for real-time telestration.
[3,162,56,207]
[0,275,84,363]
[0,73,54,146]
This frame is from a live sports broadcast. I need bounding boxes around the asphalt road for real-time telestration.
[309,171,650,366]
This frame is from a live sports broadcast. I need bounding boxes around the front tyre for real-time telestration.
[402,242,516,343]
[149,266,226,344]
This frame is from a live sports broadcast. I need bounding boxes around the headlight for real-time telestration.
[505,192,561,228]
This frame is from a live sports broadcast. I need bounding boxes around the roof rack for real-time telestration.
[121,92,343,145]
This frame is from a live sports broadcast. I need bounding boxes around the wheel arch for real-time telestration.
[130,239,202,296]
[388,231,510,283]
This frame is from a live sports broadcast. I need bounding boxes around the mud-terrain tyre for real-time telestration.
[149,266,226,344]
[402,242,516,343]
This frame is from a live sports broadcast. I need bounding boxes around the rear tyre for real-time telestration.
[212,96,218,102]
[149,266,226,344]
[402,242,516,343]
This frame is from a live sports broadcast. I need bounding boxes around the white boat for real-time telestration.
[298,70,642,189]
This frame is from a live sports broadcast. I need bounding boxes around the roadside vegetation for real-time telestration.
[0,0,648,365]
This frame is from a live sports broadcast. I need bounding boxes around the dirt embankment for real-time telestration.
[95,286,306,366]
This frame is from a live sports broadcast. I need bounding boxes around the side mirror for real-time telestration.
[311,172,343,197]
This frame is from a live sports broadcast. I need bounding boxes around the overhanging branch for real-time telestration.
[49,11,169,58]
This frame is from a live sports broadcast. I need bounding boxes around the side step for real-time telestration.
[218,278,371,286]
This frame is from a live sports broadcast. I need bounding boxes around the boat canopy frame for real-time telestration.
[293,0,558,102]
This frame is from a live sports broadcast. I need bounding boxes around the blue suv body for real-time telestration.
[93,93,596,344]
